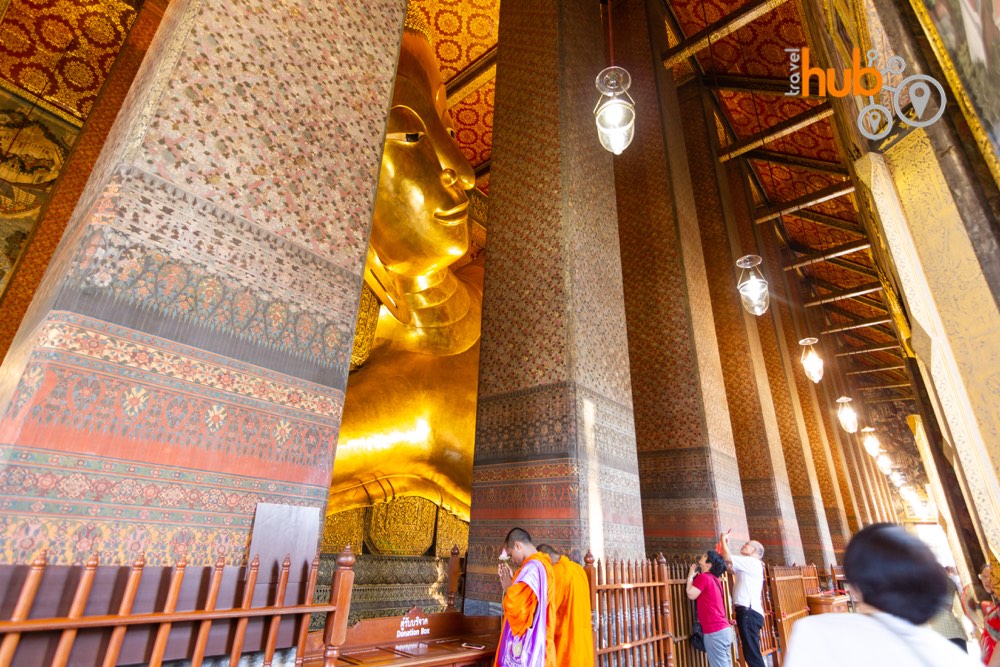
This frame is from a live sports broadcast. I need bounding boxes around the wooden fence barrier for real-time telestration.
[586,552,676,667]
[766,565,810,659]
[752,566,781,667]
[0,547,356,667]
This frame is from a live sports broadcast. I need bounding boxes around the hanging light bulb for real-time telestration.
[798,337,824,383]
[876,453,893,475]
[736,255,769,316]
[594,67,635,155]
[890,471,905,488]
[836,396,858,433]
[861,426,881,457]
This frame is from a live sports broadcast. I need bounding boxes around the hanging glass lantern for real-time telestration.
[876,453,893,475]
[890,471,905,488]
[836,396,858,433]
[594,67,635,155]
[861,426,880,457]
[736,255,769,316]
[798,337,824,383]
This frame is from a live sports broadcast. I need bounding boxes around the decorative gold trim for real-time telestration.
[0,79,84,128]
[906,0,1000,189]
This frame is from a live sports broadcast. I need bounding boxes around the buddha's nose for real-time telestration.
[441,168,461,188]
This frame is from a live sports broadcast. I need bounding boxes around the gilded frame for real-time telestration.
[907,0,1000,188]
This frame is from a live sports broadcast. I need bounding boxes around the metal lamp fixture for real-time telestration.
[594,4,634,155]
[861,426,880,457]
[836,396,858,433]
[594,67,635,155]
[736,255,769,316]
[890,471,905,488]
[798,337,823,383]
[876,453,893,475]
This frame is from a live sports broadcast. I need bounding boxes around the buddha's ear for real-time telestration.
[363,246,411,325]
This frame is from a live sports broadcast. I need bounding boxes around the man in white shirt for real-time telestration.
[720,532,766,667]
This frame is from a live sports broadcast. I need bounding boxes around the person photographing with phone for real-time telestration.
[719,532,766,667]
[686,550,733,667]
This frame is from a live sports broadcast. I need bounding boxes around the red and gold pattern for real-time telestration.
[0,0,137,123]
[409,0,500,82]
[450,79,494,168]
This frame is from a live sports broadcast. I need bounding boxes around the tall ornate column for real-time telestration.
[723,165,836,566]
[856,148,1000,550]
[600,0,751,560]
[667,86,804,563]
[464,0,646,610]
[0,0,407,564]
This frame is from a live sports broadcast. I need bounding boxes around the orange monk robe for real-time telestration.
[545,555,595,667]
[495,552,557,667]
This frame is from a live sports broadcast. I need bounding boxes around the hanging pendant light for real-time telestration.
[890,471,905,488]
[861,426,881,457]
[594,3,634,155]
[836,396,858,433]
[736,255,769,316]
[594,67,635,155]
[876,453,893,475]
[798,337,824,383]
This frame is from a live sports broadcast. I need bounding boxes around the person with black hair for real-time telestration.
[686,549,733,667]
[784,523,979,666]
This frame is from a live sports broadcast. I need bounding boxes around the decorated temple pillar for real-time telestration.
[0,0,407,564]
[856,149,1000,552]
[780,273,852,558]
[666,85,803,563]
[464,0,646,609]
[599,0,752,560]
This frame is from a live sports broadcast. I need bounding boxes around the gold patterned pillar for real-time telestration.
[856,146,1000,551]
[0,0,407,564]
[465,0,646,610]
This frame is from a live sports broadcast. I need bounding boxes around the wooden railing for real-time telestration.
[585,553,676,667]
[0,547,356,667]
[752,566,780,666]
[766,565,810,657]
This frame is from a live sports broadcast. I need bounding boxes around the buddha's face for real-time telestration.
[370,32,475,278]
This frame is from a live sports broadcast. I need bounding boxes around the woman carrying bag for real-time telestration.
[687,550,733,667]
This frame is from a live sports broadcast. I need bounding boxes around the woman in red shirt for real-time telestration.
[687,550,733,667]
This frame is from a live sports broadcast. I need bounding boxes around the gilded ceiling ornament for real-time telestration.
[403,7,433,45]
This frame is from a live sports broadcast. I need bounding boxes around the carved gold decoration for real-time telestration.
[365,497,437,556]
[322,507,365,554]
[350,283,381,371]
[329,22,482,524]
[435,510,469,558]
[906,0,1000,189]
[0,0,137,124]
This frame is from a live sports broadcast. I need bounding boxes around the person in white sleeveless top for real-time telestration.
[720,533,766,667]
[784,523,980,667]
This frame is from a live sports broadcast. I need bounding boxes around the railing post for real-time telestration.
[584,550,597,659]
[447,545,460,612]
[191,555,226,667]
[324,545,356,666]
[52,553,99,667]
[656,553,675,667]
[295,554,321,667]
[103,554,146,667]
[0,549,47,667]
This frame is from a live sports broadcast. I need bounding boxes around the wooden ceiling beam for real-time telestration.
[823,304,896,338]
[662,0,791,68]
[788,210,864,234]
[828,257,877,278]
[784,239,871,271]
[859,382,911,391]
[805,282,883,307]
[744,149,849,175]
[754,181,855,223]
[721,102,833,163]
[821,315,893,335]
[706,75,823,98]
[865,395,915,404]
[811,278,886,311]
[845,364,907,376]
[835,343,901,357]
[445,46,497,108]
[474,160,491,178]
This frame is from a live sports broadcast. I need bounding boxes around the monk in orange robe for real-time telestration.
[537,544,595,667]
[496,528,556,667]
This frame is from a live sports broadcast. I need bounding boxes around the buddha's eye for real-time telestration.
[405,132,423,143]
[448,128,456,139]
[386,106,426,144]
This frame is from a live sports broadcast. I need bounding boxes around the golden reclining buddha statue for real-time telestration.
[326,11,481,552]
